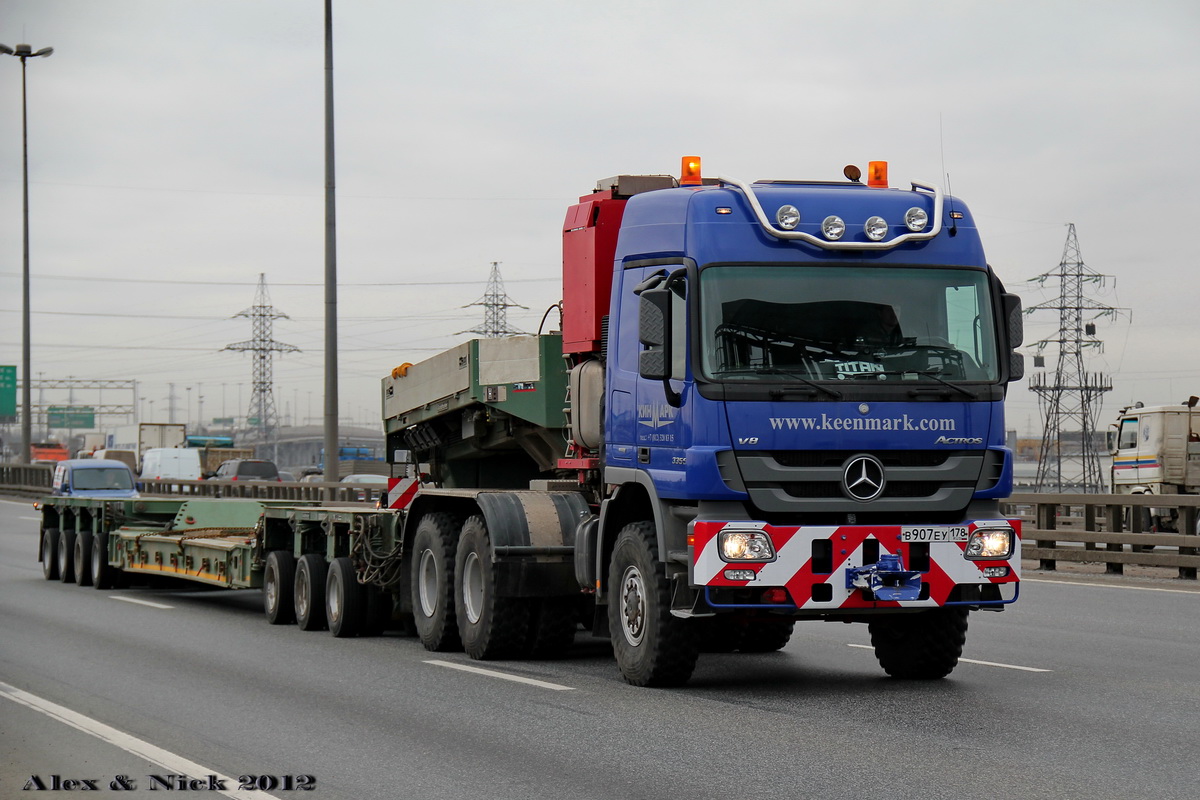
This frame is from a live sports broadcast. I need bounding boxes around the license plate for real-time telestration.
[900,526,969,543]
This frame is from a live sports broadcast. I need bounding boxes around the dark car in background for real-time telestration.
[208,458,281,482]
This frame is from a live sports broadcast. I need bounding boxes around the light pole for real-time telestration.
[1,42,53,463]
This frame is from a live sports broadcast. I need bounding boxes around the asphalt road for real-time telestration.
[1,497,1197,800]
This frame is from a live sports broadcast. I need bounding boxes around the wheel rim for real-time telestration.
[58,537,70,577]
[265,563,279,613]
[328,572,342,623]
[418,548,439,617]
[462,551,483,624]
[92,542,102,582]
[618,564,647,647]
[74,538,84,578]
[42,534,54,578]
[296,565,310,619]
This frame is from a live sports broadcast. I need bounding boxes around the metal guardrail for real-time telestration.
[1003,492,1200,580]
[0,463,383,505]
[2,467,1196,579]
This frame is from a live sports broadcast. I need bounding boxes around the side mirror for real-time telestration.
[638,287,671,381]
[1002,293,1023,348]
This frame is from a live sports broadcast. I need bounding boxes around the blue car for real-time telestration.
[51,459,139,498]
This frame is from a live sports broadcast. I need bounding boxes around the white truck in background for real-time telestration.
[107,423,187,469]
[1109,396,1200,531]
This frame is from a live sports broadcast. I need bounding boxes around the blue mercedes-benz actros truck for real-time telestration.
[382,158,1025,686]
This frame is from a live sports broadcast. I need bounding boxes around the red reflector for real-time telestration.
[761,588,789,604]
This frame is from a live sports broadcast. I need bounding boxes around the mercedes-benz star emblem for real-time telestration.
[842,454,885,502]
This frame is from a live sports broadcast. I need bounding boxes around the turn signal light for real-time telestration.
[680,155,703,186]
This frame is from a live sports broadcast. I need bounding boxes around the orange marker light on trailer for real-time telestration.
[867,161,889,188]
[680,156,703,186]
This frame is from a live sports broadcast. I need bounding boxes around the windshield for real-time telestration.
[73,467,134,491]
[699,265,999,384]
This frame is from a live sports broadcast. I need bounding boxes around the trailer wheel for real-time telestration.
[41,528,60,581]
[264,551,296,625]
[455,515,530,660]
[869,608,968,680]
[91,531,119,590]
[294,554,328,631]
[73,532,94,587]
[327,557,366,638]
[607,521,698,687]
[411,512,462,652]
[58,530,77,584]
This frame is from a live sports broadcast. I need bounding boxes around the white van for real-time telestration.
[140,447,203,481]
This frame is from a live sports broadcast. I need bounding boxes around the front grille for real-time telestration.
[735,449,984,516]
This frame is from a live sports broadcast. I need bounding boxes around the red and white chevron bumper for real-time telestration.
[691,519,1021,610]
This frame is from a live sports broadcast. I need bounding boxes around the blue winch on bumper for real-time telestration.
[845,553,923,601]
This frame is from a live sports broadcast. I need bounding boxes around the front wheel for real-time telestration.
[455,515,530,660]
[607,521,698,687]
[869,608,968,679]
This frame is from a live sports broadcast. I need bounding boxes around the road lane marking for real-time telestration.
[112,596,174,609]
[0,680,280,800]
[847,643,1052,672]
[425,660,575,691]
[1024,577,1200,595]
[20,515,42,521]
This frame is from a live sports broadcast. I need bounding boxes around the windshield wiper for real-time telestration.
[878,369,978,398]
[757,368,843,399]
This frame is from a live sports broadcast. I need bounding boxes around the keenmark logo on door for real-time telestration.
[638,403,677,442]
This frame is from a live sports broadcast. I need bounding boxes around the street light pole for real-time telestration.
[1,42,53,464]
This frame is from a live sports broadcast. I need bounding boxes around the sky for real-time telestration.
[1,0,1198,442]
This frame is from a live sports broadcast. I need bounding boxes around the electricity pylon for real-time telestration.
[1027,224,1125,493]
[223,274,299,444]
[463,262,526,338]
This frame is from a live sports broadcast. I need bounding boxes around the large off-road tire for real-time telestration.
[41,528,60,581]
[607,521,698,687]
[294,554,328,631]
[455,515,530,659]
[525,598,578,659]
[326,556,366,638]
[91,530,119,590]
[869,608,968,680]
[73,532,94,587]
[264,550,296,625]
[411,512,461,652]
[58,530,77,584]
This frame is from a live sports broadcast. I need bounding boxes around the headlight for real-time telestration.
[864,216,889,241]
[776,205,800,230]
[718,530,776,562]
[904,207,929,232]
[965,528,1014,560]
[821,215,845,240]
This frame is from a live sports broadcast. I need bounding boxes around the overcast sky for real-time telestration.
[1,0,1197,440]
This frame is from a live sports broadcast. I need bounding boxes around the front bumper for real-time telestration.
[690,519,1021,611]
